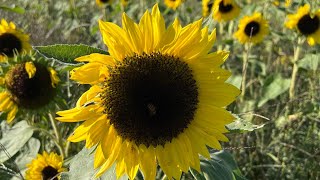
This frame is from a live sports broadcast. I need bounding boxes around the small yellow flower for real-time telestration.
[285,4,320,46]
[96,0,112,6]
[164,0,184,10]
[25,152,65,180]
[212,0,241,22]
[0,19,31,62]
[234,12,269,44]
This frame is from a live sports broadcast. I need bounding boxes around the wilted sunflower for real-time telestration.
[285,4,320,46]
[202,0,214,17]
[212,0,240,22]
[164,0,184,10]
[0,19,31,62]
[25,152,65,180]
[57,4,239,180]
[0,57,60,123]
[96,0,112,6]
[234,12,269,44]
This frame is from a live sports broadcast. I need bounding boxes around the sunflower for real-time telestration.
[25,152,65,180]
[0,58,60,123]
[164,0,184,10]
[212,0,241,22]
[56,4,239,180]
[121,0,129,7]
[96,0,112,6]
[0,19,31,62]
[202,0,214,17]
[285,4,320,46]
[234,12,269,44]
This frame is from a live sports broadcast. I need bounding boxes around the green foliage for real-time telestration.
[34,44,108,64]
[0,5,25,14]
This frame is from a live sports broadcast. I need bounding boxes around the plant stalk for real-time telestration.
[49,113,65,159]
[289,43,301,100]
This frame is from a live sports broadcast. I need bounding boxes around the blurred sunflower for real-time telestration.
[121,0,129,7]
[164,0,184,10]
[202,0,213,17]
[57,4,239,180]
[96,0,112,6]
[234,12,269,44]
[0,56,60,123]
[212,0,241,22]
[0,19,31,62]
[25,152,64,180]
[285,4,320,46]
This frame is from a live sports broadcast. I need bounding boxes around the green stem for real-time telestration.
[241,44,251,101]
[48,113,65,159]
[289,43,301,100]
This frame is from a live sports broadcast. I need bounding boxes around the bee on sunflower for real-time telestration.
[212,0,241,22]
[56,4,239,180]
[25,152,65,180]
[234,12,269,44]
[0,19,31,62]
[0,54,61,123]
[164,0,184,10]
[285,4,320,46]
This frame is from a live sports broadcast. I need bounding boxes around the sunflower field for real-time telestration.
[0,0,319,179]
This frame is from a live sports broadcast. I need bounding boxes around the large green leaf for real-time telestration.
[227,114,265,133]
[62,147,128,180]
[190,151,246,180]
[257,74,290,108]
[0,5,25,14]
[34,44,108,64]
[297,54,319,71]
[0,121,33,163]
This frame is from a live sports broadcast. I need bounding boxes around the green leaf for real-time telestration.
[297,54,319,71]
[190,151,246,180]
[34,44,108,64]
[62,147,128,180]
[227,114,265,133]
[0,6,25,14]
[257,74,290,108]
[0,121,33,163]
[14,138,40,170]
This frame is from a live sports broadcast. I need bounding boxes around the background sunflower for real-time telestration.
[212,0,241,22]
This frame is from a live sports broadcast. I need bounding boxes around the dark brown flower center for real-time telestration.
[218,1,233,13]
[297,14,319,35]
[0,33,22,58]
[101,53,199,147]
[41,166,59,180]
[5,62,55,109]
[244,21,260,36]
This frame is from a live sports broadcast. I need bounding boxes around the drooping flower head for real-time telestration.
[25,152,65,180]
[96,0,112,6]
[0,56,60,123]
[0,19,31,62]
[212,0,241,22]
[234,12,269,44]
[57,4,239,180]
[164,0,184,10]
[285,4,320,46]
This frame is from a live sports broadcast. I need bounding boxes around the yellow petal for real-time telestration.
[25,62,36,79]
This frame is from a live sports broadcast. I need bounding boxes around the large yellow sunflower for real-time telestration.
[0,19,31,62]
[164,0,184,10]
[285,4,320,46]
[234,12,269,44]
[56,4,239,180]
[0,60,60,123]
[202,0,214,17]
[96,0,113,6]
[25,152,65,180]
[212,0,241,22]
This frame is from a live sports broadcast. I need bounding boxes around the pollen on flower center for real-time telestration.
[218,1,233,13]
[297,14,319,35]
[101,52,199,147]
[5,62,55,109]
[41,166,59,180]
[244,21,260,36]
[0,33,23,57]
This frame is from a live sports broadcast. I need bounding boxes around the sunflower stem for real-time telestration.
[48,113,65,159]
[241,44,251,101]
[289,40,302,100]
